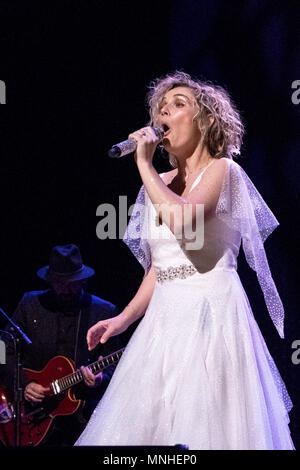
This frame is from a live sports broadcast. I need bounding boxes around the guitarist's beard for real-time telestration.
[54,292,83,312]
[40,289,85,314]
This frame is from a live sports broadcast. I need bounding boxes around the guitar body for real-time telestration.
[0,356,81,446]
[24,356,81,418]
[0,347,124,447]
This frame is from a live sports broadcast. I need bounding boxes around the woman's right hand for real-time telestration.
[87,314,129,350]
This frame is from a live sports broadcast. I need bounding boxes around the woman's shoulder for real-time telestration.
[200,157,229,182]
[159,157,236,186]
[204,156,244,179]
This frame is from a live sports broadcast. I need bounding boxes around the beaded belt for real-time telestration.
[156,264,197,283]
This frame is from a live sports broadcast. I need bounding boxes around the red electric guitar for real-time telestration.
[0,347,125,446]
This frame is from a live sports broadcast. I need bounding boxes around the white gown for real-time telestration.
[75,158,294,450]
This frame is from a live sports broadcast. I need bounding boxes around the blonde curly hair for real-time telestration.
[146,71,244,161]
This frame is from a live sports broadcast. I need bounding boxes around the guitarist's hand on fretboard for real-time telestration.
[80,356,103,387]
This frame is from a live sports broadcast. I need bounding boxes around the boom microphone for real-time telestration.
[108,127,164,158]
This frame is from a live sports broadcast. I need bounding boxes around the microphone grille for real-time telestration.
[153,127,164,140]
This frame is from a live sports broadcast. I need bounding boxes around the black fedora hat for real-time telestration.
[37,244,95,282]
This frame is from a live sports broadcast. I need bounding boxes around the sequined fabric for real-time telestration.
[215,160,284,338]
[75,158,294,449]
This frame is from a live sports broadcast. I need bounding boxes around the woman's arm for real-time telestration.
[129,127,227,236]
[87,265,156,349]
[122,264,156,324]
[138,158,227,226]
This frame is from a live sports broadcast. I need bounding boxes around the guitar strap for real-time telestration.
[73,309,82,368]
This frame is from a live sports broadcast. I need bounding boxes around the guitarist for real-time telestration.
[2,244,122,446]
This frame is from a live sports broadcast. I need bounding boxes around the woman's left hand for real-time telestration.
[128,126,161,165]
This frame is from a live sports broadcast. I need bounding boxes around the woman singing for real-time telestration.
[75,71,294,449]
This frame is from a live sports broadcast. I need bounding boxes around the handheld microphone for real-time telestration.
[108,127,164,158]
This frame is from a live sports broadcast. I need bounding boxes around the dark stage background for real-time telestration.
[0,0,300,449]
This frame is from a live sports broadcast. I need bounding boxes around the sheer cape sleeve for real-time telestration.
[123,161,285,338]
[123,184,152,276]
[216,159,284,338]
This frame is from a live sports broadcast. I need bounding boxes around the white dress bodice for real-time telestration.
[146,163,242,275]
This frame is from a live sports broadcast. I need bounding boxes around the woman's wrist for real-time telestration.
[136,158,154,172]
[120,303,141,324]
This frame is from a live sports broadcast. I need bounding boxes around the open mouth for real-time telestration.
[162,124,171,136]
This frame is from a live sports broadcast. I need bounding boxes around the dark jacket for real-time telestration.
[3,289,122,445]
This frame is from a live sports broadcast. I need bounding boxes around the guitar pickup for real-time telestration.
[51,380,61,395]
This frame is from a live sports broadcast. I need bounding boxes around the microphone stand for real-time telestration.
[0,307,32,447]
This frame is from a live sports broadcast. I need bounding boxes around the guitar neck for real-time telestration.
[51,347,125,395]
